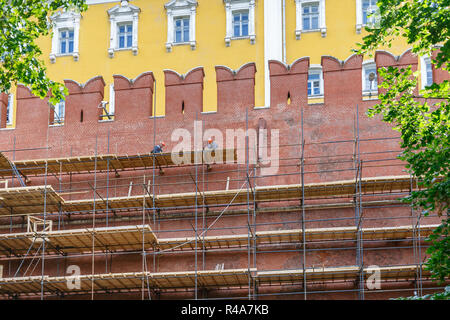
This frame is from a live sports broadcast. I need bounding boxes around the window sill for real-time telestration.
[56,53,75,57]
[225,35,255,46]
[50,52,79,63]
[49,124,64,127]
[99,118,115,123]
[166,41,196,52]
[302,29,321,33]
[108,47,138,58]
[308,96,324,105]
[0,126,14,131]
[296,27,326,39]
[362,93,379,101]
[356,24,373,34]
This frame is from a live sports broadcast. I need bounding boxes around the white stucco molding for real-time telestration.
[107,0,141,58]
[295,0,326,40]
[224,0,256,47]
[420,55,432,89]
[49,10,82,63]
[165,0,198,52]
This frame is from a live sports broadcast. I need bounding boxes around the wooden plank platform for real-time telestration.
[0,224,437,256]
[255,175,417,202]
[0,225,157,256]
[0,149,238,178]
[257,266,360,284]
[0,268,255,296]
[0,175,421,217]
[257,265,432,285]
[157,224,438,251]
[362,225,438,241]
[0,153,12,176]
[0,265,435,296]
[62,175,418,213]
[0,186,63,216]
[148,268,255,289]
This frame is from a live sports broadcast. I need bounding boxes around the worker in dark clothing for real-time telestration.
[152,141,165,154]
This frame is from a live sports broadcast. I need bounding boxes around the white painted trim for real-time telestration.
[107,1,141,58]
[356,0,378,34]
[165,0,198,52]
[362,60,378,94]
[201,111,218,115]
[6,93,13,126]
[109,84,115,115]
[420,55,433,89]
[356,0,363,34]
[264,0,283,107]
[295,0,326,40]
[49,10,81,63]
[224,0,256,47]
[86,0,119,4]
[308,65,323,97]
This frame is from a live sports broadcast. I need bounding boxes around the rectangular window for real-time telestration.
[303,3,319,30]
[109,84,115,116]
[425,61,433,86]
[308,73,322,96]
[53,100,65,125]
[233,11,249,37]
[175,17,190,43]
[59,29,74,54]
[364,67,378,91]
[6,94,13,125]
[362,0,378,25]
[118,24,133,49]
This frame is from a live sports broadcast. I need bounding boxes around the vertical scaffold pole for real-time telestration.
[91,135,98,301]
[195,111,199,300]
[245,108,252,300]
[301,101,307,300]
[355,104,364,300]
[40,103,51,300]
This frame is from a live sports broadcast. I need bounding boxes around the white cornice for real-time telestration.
[165,0,198,10]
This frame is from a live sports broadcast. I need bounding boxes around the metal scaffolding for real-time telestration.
[0,103,446,300]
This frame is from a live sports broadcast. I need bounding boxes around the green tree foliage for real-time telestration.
[0,0,87,104]
[356,0,449,299]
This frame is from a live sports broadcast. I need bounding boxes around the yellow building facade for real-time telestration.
[5,0,414,128]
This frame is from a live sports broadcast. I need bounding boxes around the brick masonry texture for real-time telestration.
[0,50,448,299]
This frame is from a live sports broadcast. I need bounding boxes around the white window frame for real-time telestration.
[108,84,115,117]
[356,0,378,34]
[362,60,378,95]
[307,66,324,97]
[165,0,198,52]
[295,0,326,40]
[224,0,256,47]
[420,55,433,89]
[52,100,65,126]
[6,93,13,126]
[49,10,81,63]
[107,1,140,58]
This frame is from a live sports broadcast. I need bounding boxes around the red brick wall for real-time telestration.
[0,50,446,300]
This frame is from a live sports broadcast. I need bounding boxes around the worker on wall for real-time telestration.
[205,138,218,151]
[204,137,220,170]
[152,141,166,154]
